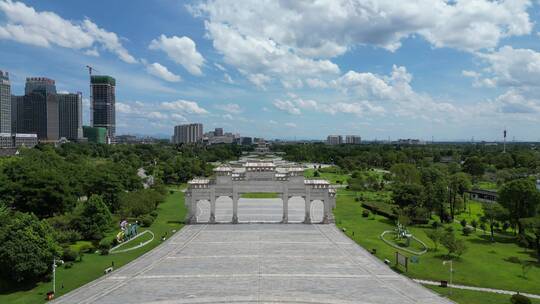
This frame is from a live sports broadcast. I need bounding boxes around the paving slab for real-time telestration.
[54,212,453,303]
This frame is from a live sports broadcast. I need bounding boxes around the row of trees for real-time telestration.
[0,142,242,284]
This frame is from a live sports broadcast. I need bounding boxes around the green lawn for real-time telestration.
[0,187,186,304]
[475,181,498,191]
[425,285,540,304]
[241,192,279,198]
[334,189,540,298]
[304,168,349,184]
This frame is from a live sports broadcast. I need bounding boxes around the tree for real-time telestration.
[119,189,165,218]
[520,217,540,262]
[392,183,424,209]
[463,156,485,178]
[481,202,509,241]
[449,172,472,220]
[420,167,448,220]
[72,195,112,240]
[0,212,61,283]
[390,163,421,184]
[426,228,444,251]
[441,230,468,258]
[498,179,540,234]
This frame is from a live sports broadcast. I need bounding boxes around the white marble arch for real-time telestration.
[185,161,336,225]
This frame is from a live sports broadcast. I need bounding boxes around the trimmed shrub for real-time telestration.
[431,221,441,229]
[460,219,467,228]
[511,294,531,304]
[98,238,112,255]
[56,229,82,244]
[362,210,370,218]
[62,247,79,262]
[140,214,155,227]
[462,227,473,236]
[64,262,74,269]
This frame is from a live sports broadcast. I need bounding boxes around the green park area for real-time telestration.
[321,163,540,304]
[0,189,186,304]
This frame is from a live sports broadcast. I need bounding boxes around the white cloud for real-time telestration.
[475,46,540,88]
[222,114,234,120]
[273,99,301,115]
[145,62,181,82]
[246,73,271,89]
[285,122,297,128]
[81,19,137,64]
[0,1,137,63]
[223,73,234,84]
[160,100,209,114]
[216,103,242,114]
[191,0,532,88]
[306,78,328,88]
[496,89,540,114]
[149,35,205,75]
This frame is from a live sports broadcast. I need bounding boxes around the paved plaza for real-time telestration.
[54,198,453,304]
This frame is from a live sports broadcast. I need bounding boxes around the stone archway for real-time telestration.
[215,196,233,223]
[195,200,211,223]
[310,200,325,223]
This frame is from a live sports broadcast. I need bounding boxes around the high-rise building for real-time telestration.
[11,77,59,141]
[172,123,203,144]
[0,70,10,134]
[58,92,83,140]
[345,135,361,144]
[214,127,223,137]
[91,75,116,142]
[327,135,343,145]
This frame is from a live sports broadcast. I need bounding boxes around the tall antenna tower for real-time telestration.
[503,127,507,153]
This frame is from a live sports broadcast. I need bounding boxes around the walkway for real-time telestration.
[414,279,540,299]
[54,222,452,304]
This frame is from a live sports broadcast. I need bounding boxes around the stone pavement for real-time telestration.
[54,198,453,304]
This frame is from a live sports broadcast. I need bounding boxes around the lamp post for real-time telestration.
[52,258,64,294]
[443,260,453,295]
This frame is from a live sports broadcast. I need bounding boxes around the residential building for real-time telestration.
[240,137,252,145]
[172,123,203,144]
[345,135,361,144]
[83,126,107,144]
[91,75,116,142]
[58,92,83,141]
[327,135,343,145]
[0,70,10,134]
[11,77,58,141]
[214,127,223,137]
[0,133,37,149]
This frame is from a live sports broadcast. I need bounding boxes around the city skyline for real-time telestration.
[1,1,540,141]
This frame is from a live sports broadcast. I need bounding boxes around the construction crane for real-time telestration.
[85,65,98,76]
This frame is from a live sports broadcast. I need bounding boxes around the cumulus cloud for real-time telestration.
[0,0,137,63]
[216,103,242,114]
[149,35,205,75]
[161,100,209,114]
[191,0,532,88]
[285,122,297,128]
[145,62,181,82]
[273,99,301,115]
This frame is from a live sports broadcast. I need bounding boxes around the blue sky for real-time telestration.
[1,0,540,141]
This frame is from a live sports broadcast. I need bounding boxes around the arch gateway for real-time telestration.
[185,161,336,224]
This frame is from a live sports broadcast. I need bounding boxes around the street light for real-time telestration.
[443,260,453,295]
[52,257,64,294]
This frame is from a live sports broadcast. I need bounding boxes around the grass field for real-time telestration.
[425,285,540,304]
[334,188,540,298]
[0,188,187,304]
[241,192,279,198]
[304,167,349,184]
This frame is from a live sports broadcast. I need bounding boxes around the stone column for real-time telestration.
[322,191,330,224]
[303,189,311,224]
[232,192,239,224]
[282,192,289,224]
[210,195,216,224]
[187,195,197,224]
